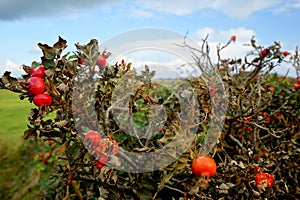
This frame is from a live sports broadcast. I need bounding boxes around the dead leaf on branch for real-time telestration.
[54,142,68,155]
[54,120,69,128]
[38,36,67,60]
[75,39,99,62]
[23,127,37,140]
[1,71,20,91]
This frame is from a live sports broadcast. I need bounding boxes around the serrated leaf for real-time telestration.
[38,37,67,61]
[158,132,174,144]
[75,39,99,61]
[31,62,41,68]
[54,142,68,155]
[178,156,188,163]
[111,174,118,183]
[1,71,20,91]
[38,43,56,60]
[167,138,185,148]
[53,36,67,51]
[22,64,31,74]
[45,69,55,77]
[57,83,69,93]
[166,148,177,159]
[99,186,109,199]
[2,71,18,84]
[41,57,56,68]
[176,162,187,170]
[54,120,68,128]
[27,108,39,120]
[1,75,9,85]
[23,128,37,140]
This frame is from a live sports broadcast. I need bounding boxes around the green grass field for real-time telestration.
[0,90,49,199]
[0,90,33,151]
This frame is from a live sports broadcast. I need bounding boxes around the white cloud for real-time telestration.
[133,0,208,16]
[272,0,300,14]
[213,0,280,18]
[133,0,289,18]
[105,40,198,79]
[0,59,23,77]
[100,28,203,79]
[129,7,154,18]
[104,27,285,78]
[194,27,215,41]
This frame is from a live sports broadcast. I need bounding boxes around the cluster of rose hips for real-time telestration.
[94,154,108,169]
[30,152,52,164]
[232,111,282,131]
[262,112,271,123]
[23,65,52,107]
[84,130,119,169]
[232,120,253,132]
[77,51,108,67]
[260,48,290,58]
[259,112,281,124]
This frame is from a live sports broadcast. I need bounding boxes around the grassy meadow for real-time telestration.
[0,90,33,151]
[0,90,40,199]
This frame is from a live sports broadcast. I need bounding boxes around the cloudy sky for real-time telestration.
[0,0,300,77]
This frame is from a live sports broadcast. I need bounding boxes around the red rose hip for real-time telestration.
[33,93,52,107]
[282,51,290,57]
[231,35,236,42]
[294,83,300,90]
[27,77,46,96]
[261,49,269,57]
[29,65,45,78]
[84,130,102,146]
[255,172,274,188]
[191,156,217,178]
[96,55,107,67]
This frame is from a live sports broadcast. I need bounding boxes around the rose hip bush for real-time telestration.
[1,36,299,199]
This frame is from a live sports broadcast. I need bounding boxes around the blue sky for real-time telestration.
[1,0,300,77]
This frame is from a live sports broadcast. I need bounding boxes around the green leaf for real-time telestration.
[176,162,187,170]
[41,58,56,68]
[68,54,78,61]
[31,61,42,68]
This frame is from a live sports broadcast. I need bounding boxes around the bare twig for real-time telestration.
[228,134,244,150]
